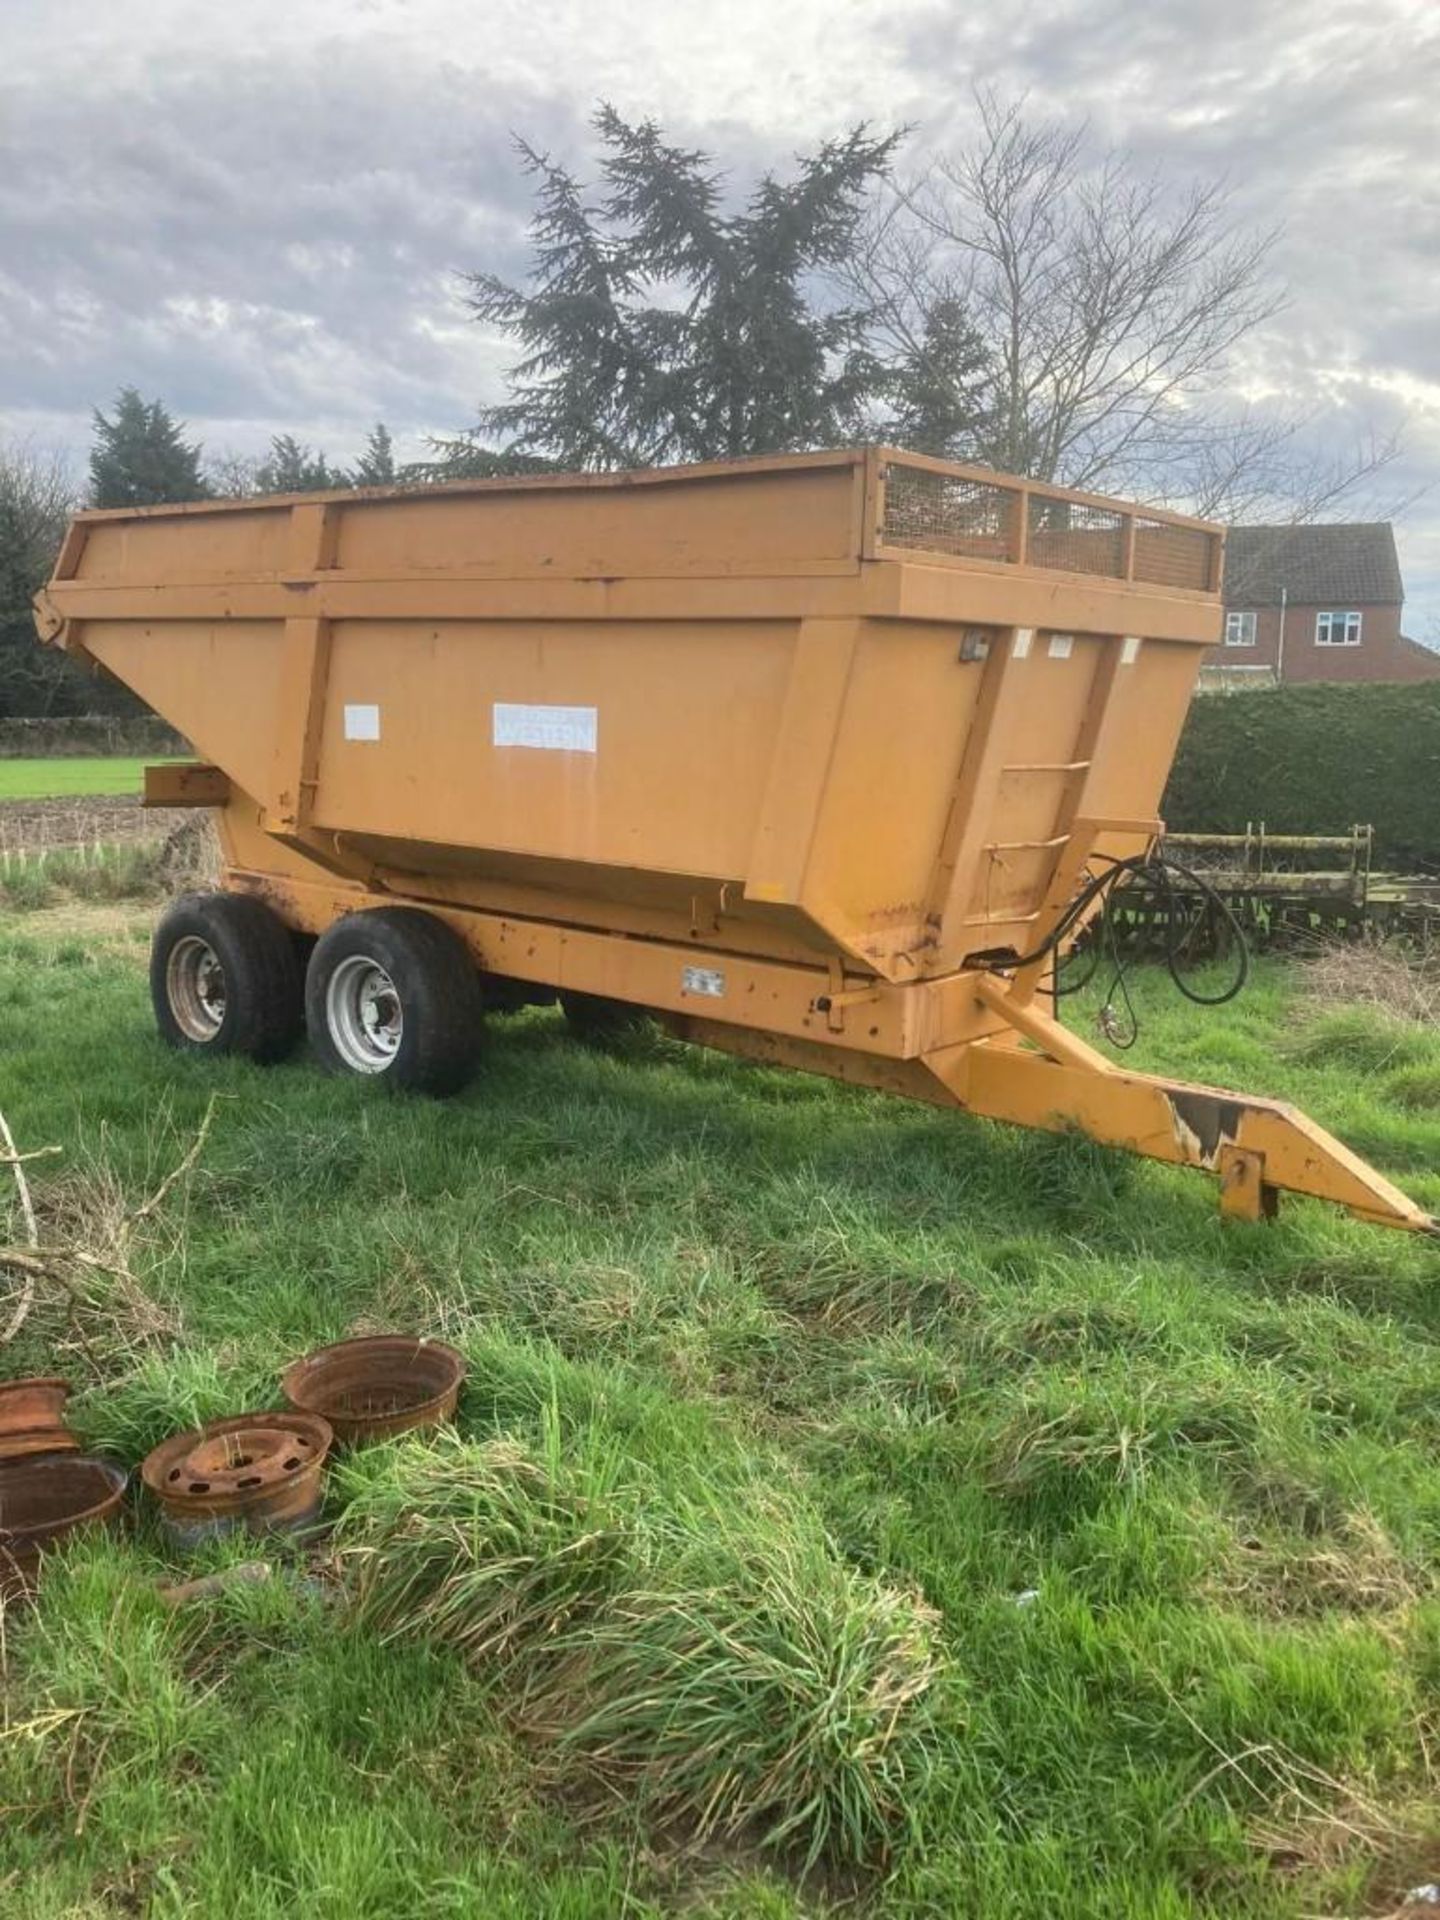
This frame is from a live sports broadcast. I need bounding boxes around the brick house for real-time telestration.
[1212,522,1440,684]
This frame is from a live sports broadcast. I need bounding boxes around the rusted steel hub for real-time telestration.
[0,1454,127,1597]
[0,1378,80,1462]
[281,1335,466,1444]
[141,1411,332,1542]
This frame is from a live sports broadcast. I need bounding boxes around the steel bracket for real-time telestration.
[1218,1145,1279,1223]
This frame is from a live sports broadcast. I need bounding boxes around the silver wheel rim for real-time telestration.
[167,936,227,1041]
[326,954,403,1073]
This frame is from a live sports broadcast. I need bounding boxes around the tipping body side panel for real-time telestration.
[308,617,795,880]
[41,450,1222,986]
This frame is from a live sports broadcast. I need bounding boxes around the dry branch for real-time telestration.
[0,1107,51,1345]
[0,1098,220,1370]
[131,1095,217,1227]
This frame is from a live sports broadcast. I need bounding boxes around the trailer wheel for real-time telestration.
[559,992,652,1046]
[151,892,304,1063]
[306,909,482,1096]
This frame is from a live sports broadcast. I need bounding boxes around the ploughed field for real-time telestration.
[2,901,1439,1920]
[0,793,183,856]
[0,758,188,870]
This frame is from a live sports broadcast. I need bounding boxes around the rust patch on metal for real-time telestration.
[143,762,231,809]
[1165,1088,1246,1168]
[281,1335,465,1445]
[141,1412,332,1543]
[862,900,927,929]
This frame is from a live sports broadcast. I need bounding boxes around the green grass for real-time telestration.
[0,756,171,800]
[2,914,1439,1917]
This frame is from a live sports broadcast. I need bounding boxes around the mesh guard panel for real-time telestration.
[1025,498,1125,578]
[881,466,1015,561]
[1132,519,1213,591]
[878,458,1216,592]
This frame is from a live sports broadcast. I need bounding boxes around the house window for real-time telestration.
[1224,611,1257,647]
[1316,610,1363,646]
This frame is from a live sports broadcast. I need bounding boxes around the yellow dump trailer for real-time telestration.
[34,449,1436,1235]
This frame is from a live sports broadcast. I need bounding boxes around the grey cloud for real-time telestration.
[898,0,1440,626]
[0,36,585,454]
[2,0,1436,631]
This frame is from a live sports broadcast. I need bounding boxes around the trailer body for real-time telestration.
[35,449,1436,1235]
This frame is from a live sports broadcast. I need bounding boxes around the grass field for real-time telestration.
[0,758,160,801]
[2,906,1439,1918]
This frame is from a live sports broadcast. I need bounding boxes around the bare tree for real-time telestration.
[205,449,266,498]
[1180,407,1407,525]
[0,439,90,716]
[0,438,73,567]
[849,90,1403,520]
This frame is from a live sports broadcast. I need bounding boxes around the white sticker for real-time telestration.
[1121,634,1142,665]
[493,703,598,753]
[344,703,380,741]
[682,965,725,998]
[1047,634,1074,659]
[1012,627,1033,659]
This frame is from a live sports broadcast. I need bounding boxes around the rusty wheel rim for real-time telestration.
[0,1455,127,1593]
[0,1378,79,1463]
[281,1335,466,1443]
[141,1412,333,1525]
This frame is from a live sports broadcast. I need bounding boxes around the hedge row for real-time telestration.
[1161,681,1440,870]
[0,714,187,758]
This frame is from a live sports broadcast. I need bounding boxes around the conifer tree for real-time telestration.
[254,434,348,494]
[884,297,994,461]
[464,107,899,468]
[89,388,208,507]
[352,423,397,486]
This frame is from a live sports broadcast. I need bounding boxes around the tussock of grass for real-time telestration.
[70,1343,280,1461]
[1387,1064,1440,1112]
[1248,1777,1440,1920]
[1302,938,1440,1027]
[0,841,165,909]
[977,1372,1279,1503]
[336,1424,942,1868]
[1007,1297,1162,1362]
[747,1241,971,1338]
[1217,1508,1429,1619]
[341,1431,629,1665]
[1285,1006,1432,1073]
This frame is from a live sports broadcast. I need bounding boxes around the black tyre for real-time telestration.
[559,991,652,1045]
[306,908,483,1096]
[151,891,304,1063]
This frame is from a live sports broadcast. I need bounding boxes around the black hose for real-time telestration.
[990,848,1250,1047]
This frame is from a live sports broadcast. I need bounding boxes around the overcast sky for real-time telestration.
[3,0,1437,632]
